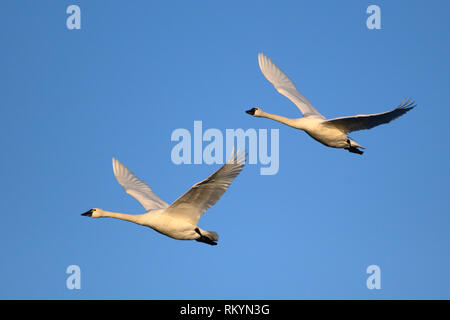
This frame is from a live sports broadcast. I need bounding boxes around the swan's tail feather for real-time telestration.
[349,138,365,149]
[204,230,219,241]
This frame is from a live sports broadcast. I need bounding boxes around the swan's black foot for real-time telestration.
[345,139,363,155]
[196,237,218,246]
[346,147,364,155]
[194,228,217,246]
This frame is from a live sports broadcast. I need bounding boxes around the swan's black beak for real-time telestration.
[246,108,257,115]
[81,209,93,217]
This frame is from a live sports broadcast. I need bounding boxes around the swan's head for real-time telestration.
[245,107,263,117]
[81,208,103,218]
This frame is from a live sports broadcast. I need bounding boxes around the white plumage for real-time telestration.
[82,150,246,246]
[247,53,415,154]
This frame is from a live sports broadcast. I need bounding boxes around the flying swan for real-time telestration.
[81,150,246,246]
[246,53,416,154]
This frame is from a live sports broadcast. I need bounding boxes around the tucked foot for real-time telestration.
[194,228,217,246]
[196,237,218,246]
[346,147,364,155]
[345,138,364,155]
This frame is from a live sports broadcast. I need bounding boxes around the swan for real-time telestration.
[246,53,416,154]
[81,150,246,246]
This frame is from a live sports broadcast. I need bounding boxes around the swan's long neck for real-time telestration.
[258,110,300,128]
[98,210,145,225]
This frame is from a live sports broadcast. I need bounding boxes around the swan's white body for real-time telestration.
[247,53,416,154]
[82,151,246,245]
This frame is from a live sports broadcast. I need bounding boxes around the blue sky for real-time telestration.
[0,0,448,299]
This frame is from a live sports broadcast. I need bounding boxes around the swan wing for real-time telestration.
[258,53,325,119]
[112,158,169,211]
[323,98,416,133]
[164,150,246,225]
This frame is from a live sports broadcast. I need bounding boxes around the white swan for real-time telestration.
[246,53,416,154]
[82,150,246,246]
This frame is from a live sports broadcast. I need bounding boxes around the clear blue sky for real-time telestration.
[0,0,448,299]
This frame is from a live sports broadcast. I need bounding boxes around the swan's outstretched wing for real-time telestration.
[258,53,325,119]
[164,150,246,225]
[323,98,416,133]
[112,158,169,211]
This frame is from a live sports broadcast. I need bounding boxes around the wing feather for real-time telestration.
[112,158,169,211]
[323,98,416,133]
[165,150,246,225]
[258,53,324,118]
